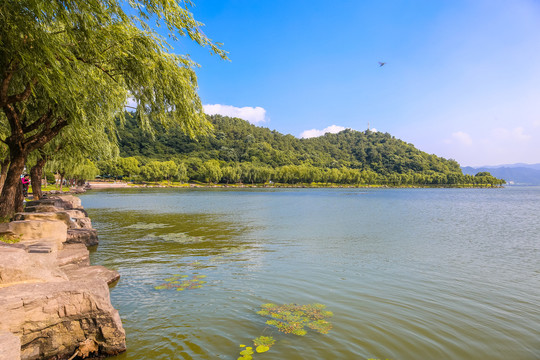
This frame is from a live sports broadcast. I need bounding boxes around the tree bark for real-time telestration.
[0,152,26,219]
[0,104,67,218]
[0,157,9,194]
[30,157,47,200]
[59,172,65,191]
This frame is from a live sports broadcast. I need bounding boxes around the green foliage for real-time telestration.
[44,172,56,184]
[114,114,505,186]
[257,303,334,336]
[154,274,207,291]
[0,234,22,243]
[0,0,227,217]
[237,345,254,360]
[253,336,275,351]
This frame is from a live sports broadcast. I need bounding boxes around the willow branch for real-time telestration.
[0,60,16,105]
[5,78,38,105]
[22,109,53,133]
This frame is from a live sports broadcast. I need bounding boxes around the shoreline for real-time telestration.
[0,195,126,359]
[86,181,504,190]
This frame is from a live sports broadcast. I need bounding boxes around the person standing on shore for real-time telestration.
[21,174,30,197]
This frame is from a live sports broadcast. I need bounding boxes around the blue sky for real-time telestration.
[169,0,540,166]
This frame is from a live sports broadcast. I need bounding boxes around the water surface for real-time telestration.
[81,187,540,359]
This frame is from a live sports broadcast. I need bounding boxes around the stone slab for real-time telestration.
[0,280,126,359]
[66,228,99,247]
[0,331,21,360]
[56,243,90,268]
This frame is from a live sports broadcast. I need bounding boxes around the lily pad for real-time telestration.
[255,345,269,353]
[257,303,334,336]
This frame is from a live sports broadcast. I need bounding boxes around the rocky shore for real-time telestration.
[0,195,126,360]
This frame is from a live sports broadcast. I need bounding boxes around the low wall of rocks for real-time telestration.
[0,195,125,360]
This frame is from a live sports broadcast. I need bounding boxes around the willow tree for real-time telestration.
[26,118,118,200]
[0,0,227,218]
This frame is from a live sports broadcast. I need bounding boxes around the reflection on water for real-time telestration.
[82,187,540,360]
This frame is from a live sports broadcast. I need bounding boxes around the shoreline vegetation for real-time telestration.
[89,114,506,189]
[87,180,504,190]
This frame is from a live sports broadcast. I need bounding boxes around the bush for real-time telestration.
[45,172,56,185]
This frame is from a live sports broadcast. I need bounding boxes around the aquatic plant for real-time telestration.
[238,345,254,360]
[253,336,275,353]
[160,233,204,244]
[154,274,207,291]
[125,222,171,230]
[257,303,333,336]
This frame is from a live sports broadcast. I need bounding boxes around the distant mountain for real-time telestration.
[462,165,540,185]
[115,113,504,186]
[479,163,540,171]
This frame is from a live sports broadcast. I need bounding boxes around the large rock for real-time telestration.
[13,211,73,228]
[64,265,120,286]
[25,195,82,211]
[0,220,67,251]
[67,228,99,247]
[48,195,83,210]
[0,331,21,360]
[72,217,93,229]
[56,243,90,268]
[62,209,89,219]
[0,280,126,359]
[0,246,67,286]
[23,205,61,213]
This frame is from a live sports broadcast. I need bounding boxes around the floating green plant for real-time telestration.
[160,233,204,244]
[154,274,207,291]
[125,222,170,230]
[237,345,254,360]
[257,303,333,336]
[253,336,275,353]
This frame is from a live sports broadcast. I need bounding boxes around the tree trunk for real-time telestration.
[15,176,24,213]
[30,158,47,200]
[0,157,10,194]
[0,152,26,219]
[59,172,65,191]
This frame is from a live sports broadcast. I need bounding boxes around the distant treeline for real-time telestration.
[95,113,504,186]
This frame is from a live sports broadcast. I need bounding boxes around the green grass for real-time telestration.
[29,185,70,193]
[0,234,22,244]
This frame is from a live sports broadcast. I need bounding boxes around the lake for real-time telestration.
[80,187,540,359]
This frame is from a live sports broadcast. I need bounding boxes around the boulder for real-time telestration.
[13,211,73,228]
[64,265,120,286]
[0,331,21,360]
[25,195,82,211]
[0,280,126,360]
[62,209,89,219]
[0,246,67,286]
[46,195,83,210]
[67,228,99,247]
[72,217,93,229]
[0,220,67,250]
[23,205,61,213]
[56,243,90,268]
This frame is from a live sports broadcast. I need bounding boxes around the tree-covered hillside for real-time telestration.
[105,113,503,186]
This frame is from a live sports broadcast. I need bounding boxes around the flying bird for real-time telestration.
[378,61,386,67]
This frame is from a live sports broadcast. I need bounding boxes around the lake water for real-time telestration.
[80,187,540,360]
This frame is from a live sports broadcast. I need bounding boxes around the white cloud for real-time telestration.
[449,131,473,146]
[492,127,531,141]
[300,125,347,138]
[203,104,267,124]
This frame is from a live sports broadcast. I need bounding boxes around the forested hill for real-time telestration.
[112,113,503,186]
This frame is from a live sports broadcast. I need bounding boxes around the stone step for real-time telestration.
[56,244,90,268]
